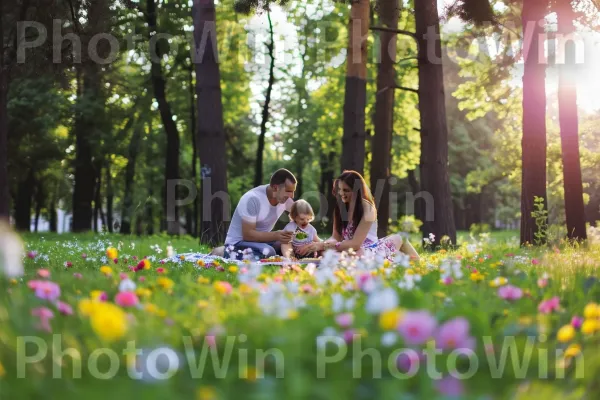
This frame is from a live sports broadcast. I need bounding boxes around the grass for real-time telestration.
[1,230,600,399]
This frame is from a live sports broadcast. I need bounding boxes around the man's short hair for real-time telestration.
[270,168,297,186]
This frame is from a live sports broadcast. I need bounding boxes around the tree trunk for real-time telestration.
[34,179,45,233]
[341,0,370,174]
[106,162,114,233]
[93,164,102,233]
[49,198,57,233]
[371,0,399,238]
[254,10,276,187]
[557,1,586,241]
[415,0,457,246]
[15,170,34,232]
[407,169,422,222]
[0,59,9,222]
[520,0,548,246]
[319,147,336,233]
[193,0,230,246]
[146,0,181,235]
[121,123,142,234]
[189,64,199,237]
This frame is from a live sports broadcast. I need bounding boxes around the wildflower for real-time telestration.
[583,303,600,319]
[91,291,108,302]
[106,247,118,260]
[34,281,61,302]
[557,325,575,343]
[335,313,354,328]
[197,276,210,284]
[27,251,38,259]
[0,360,4,377]
[489,277,508,288]
[197,260,205,267]
[397,310,437,345]
[435,317,476,351]
[498,285,523,301]
[531,258,540,265]
[100,266,113,276]
[470,271,484,282]
[57,301,73,316]
[31,307,54,332]
[213,281,232,295]
[115,292,139,308]
[538,297,560,314]
[166,245,174,258]
[156,277,174,291]
[81,253,87,259]
[73,272,83,279]
[90,303,128,342]
[581,319,600,335]
[343,329,358,344]
[571,316,583,329]
[379,309,403,331]
[564,344,582,358]
[37,269,50,278]
[119,278,137,292]
[78,299,99,317]
[135,288,152,299]
[435,376,464,397]
[396,349,422,373]
[135,259,151,272]
[228,266,238,273]
[365,288,398,314]
[64,261,73,268]
[196,386,218,400]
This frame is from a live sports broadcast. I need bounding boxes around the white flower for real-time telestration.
[398,274,422,290]
[166,245,174,258]
[466,244,478,254]
[119,279,137,292]
[393,252,411,268]
[365,288,398,314]
[440,258,463,281]
[381,332,398,347]
[0,225,24,278]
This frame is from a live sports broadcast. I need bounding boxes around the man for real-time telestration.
[223,169,297,260]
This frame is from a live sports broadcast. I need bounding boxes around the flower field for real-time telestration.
[1,232,600,399]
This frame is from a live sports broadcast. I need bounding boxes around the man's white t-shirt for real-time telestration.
[225,185,294,246]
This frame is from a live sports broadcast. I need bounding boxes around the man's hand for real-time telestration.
[276,230,294,244]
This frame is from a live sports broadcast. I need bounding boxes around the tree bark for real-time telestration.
[254,10,276,187]
[106,162,114,233]
[93,163,102,233]
[15,170,34,232]
[520,0,548,245]
[189,64,199,237]
[415,0,457,246]
[146,0,181,235]
[34,179,45,233]
[371,0,399,238]
[557,1,587,241]
[193,0,230,246]
[0,59,9,222]
[49,198,57,233]
[121,122,142,234]
[341,0,370,174]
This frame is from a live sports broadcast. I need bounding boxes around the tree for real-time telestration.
[340,0,370,174]
[193,0,230,245]
[556,0,587,240]
[520,0,549,245]
[415,0,457,245]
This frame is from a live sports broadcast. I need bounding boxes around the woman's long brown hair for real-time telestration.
[333,170,376,237]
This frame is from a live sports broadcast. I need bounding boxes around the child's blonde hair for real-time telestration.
[290,200,315,221]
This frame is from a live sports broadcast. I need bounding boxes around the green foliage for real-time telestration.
[532,196,549,246]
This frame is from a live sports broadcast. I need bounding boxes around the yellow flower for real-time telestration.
[90,303,127,342]
[10,278,17,285]
[433,291,446,298]
[197,300,209,309]
[239,284,253,294]
[0,360,5,377]
[470,272,484,282]
[379,309,403,331]
[242,366,258,382]
[583,303,600,319]
[287,310,299,320]
[405,269,415,275]
[100,266,113,276]
[141,259,151,270]
[228,266,238,273]
[90,290,106,301]
[557,325,575,343]
[383,260,390,268]
[581,319,600,335]
[144,303,160,314]
[197,386,217,400]
[519,316,533,326]
[197,276,210,284]
[156,277,174,290]
[197,260,205,267]
[180,255,185,261]
[564,344,582,358]
[136,288,152,299]
[106,247,118,259]
[489,277,508,288]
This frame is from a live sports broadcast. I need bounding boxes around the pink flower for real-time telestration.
[31,307,54,332]
[240,267,248,274]
[27,251,38,259]
[571,316,583,329]
[119,272,128,280]
[435,376,465,397]
[138,276,146,282]
[442,277,453,285]
[532,258,540,265]
[156,267,165,274]
[34,281,61,302]
[498,285,523,301]
[343,329,357,344]
[396,350,422,373]
[73,273,83,279]
[132,256,138,261]
[81,253,87,259]
[205,335,217,348]
[435,317,476,351]
[301,284,314,294]
[160,260,166,265]
[335,313,354,328]
[537,277,548,288]
[37,269,50,278]
[113,258,119,264]
[64,261,73,268]
[538,296,560,314]
[273,275,283,283]
[398,310,437,345]
[27,280,43,290]
[115,291,139,308]
[57,301,73,316]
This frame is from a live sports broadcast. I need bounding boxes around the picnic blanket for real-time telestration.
[163,252,320,266]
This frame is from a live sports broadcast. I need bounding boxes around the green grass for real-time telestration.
[1,230,600,399]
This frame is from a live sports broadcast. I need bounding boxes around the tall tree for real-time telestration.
[193,0,229,245]
[145,0,181,235]
[415,0,457,245]
[371,0,399,238]
[520,0,548,245]
[340,0,369,174]
[556,0,587,240]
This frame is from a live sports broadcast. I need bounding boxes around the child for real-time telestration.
[281,200,321,260]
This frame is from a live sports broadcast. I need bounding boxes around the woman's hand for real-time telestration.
[296,242,321,256]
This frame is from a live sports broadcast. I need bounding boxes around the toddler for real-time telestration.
[281,200,321,260]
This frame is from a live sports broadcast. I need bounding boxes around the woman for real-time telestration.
[296,170,419,261]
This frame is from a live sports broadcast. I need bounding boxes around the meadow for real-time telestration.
[1,230,600,400]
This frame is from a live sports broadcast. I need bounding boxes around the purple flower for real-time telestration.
[498,285,523,301]
[343,329,357,344]
[34,281,61,302]
[538,296,560,314]
[571,316,583,329]
[398,310,437,346]
[27,251,38,259]
[435,376,465,397]
[31,307,54,332]
[335,313,354,328]
[435,317,476,352]
[396,349,422,373]
[57,301,73,316]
